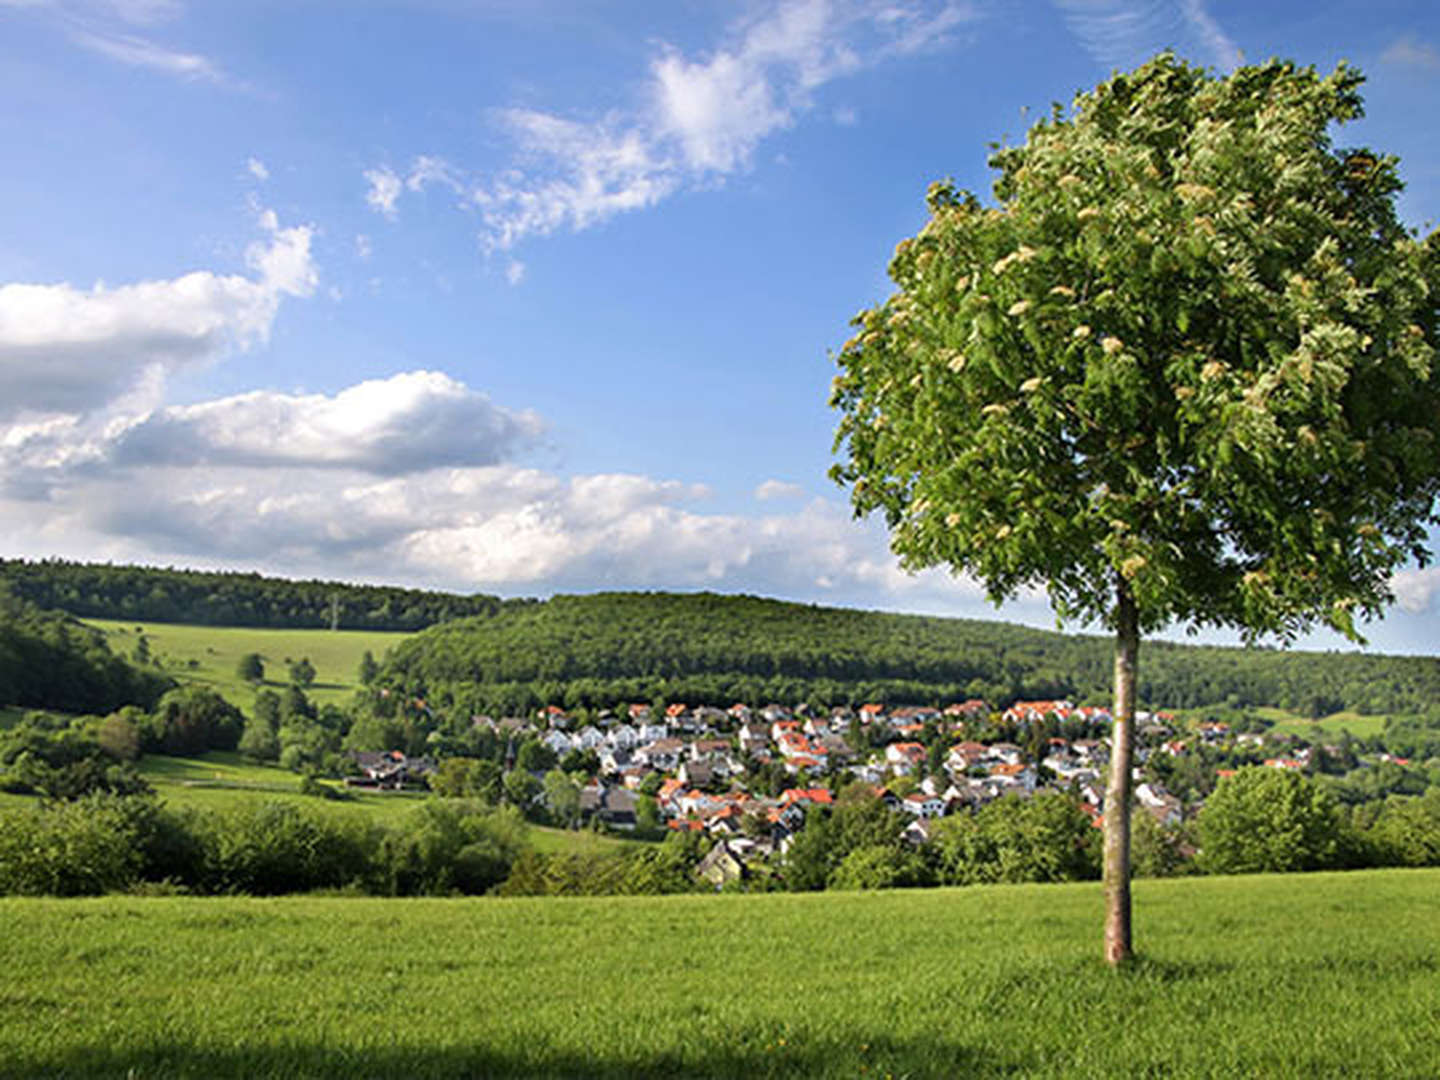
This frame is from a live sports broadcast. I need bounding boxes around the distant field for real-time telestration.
[133,751,424,822]
[2,868,1437,1078]
[86,619,413,711]
[139,752,638,851]
[1257,706,1389,740]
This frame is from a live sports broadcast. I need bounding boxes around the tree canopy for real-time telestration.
[830,55,1440,642]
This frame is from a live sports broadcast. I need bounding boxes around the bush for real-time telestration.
[930,794,1100,886]
[1197,767,1342,874]
[0,794,154,895]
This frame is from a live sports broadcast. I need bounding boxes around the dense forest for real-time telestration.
[0,589,171,715]
[0,558,514,630]
[374,592,1440,717]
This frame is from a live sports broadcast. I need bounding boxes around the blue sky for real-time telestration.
[3,0,1440,654]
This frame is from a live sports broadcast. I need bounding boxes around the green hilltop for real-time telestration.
[375,590,1440,717]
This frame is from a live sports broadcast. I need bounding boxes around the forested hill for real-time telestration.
[376,591,1440,717]
[0,589,171,714]
[0,559,516,631]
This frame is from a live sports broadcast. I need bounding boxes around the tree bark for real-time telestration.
[1104,582,1139,966]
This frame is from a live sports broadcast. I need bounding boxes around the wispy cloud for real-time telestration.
[1381,34,1440,72]
[755,479,805,501]
[10,0,230,84]
[366,0,979,250]
[1055,0,1238,73]
[71,27,220,79]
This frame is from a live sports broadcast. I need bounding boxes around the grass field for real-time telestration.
[132,751,639,851]
[1,868,1437,1078]
[1256,706,1390,740]
[86,619,413,710]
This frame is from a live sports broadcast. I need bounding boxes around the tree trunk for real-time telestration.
[1104,582,1139,966]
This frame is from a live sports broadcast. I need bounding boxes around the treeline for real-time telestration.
[376,592,1440,716]
[0,589,171,716]
[0,793,710,899]
[0,558,516,630]
[6,771,1440,899]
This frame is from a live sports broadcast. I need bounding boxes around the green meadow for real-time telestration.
[122,751,636,855]
[85,619,413,710]
[1,868,1436,1078]
[1262,708,1390,741]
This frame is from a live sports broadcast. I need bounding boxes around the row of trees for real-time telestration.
[0,795,530,898]
[0,558,516,630]
[6,768,1439,899]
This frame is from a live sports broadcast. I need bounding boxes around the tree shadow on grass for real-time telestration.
[2,1031,1034,1079]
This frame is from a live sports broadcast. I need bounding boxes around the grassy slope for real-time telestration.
[86,619,413,711]
[1,868,1436,1078]
[1261,707,1390,740]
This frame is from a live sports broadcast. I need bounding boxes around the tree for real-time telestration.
[236,652,265,684]
[543,769,582,829]
[358,650,379,685]
[828,55,1440,964]
[289,657,316,688]
[1196,767,1341,874]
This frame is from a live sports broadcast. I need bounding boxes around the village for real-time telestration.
[347,697,1357,886]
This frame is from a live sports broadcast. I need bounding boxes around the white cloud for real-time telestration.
[1392,567,1440,615]
[364,166,403,219]
[246,157,270,182]
[833,105,858,126]
[355,234,373,260]
[0,371,994,608]
[368,0,978,248]
[1054,0,1238,73]
[70,27,222,81]
[104,371,544,474]
[1382,35,1440,71]
[0,208,315,418]
[505,260,526,286]
[755,478,805,500]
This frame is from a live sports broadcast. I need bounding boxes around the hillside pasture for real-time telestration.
[1257,707,1389,741]
[1,869,1437,1078]
[86,619,412,711]
[133,752,642,850]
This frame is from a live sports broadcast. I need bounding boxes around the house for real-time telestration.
[1004,700,1075,725]
[690,738,732,762]
[573,725,605,752]
[739,724,771,755]
[636,738,683,771]
[346,750,435,789]
[676,760,716,789]
[605,724,640,750]
[947,741,988,771]
[578,783,639,830]
[541,729,574,756]
[902,817,934,846]
[696,839,747,887]
[988,762,1037,793]
[985,742,1025,766]
[901,792,946,818]
[885,742,927,775]
[598,746,633,775]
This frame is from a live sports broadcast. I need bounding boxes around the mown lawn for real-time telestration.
[2,868,1437,1078]
[86,619,413,710]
